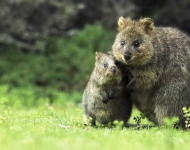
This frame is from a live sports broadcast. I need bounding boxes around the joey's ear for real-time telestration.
[117,17,132,32]
[95,52,103,61]
[139,18,154,34]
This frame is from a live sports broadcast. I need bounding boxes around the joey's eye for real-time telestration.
[121,40,125,47]
[133,40,140,48]
[104,63,108,68]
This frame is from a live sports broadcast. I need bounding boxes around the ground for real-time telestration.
[0,87,189,150]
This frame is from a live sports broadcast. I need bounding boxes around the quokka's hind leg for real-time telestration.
[154,81,189,128]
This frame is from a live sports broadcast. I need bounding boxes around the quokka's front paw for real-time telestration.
[126,77,136,92]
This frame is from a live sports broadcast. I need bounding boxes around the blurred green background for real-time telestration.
[0,0,190,105]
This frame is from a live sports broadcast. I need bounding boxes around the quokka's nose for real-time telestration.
[124,52,131,60]
[111,66,116,73]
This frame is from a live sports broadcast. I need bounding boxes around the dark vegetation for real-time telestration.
[0,24,114,94]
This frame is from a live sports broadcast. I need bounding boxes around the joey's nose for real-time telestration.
[111,66,116,73]
[124,52,131,60]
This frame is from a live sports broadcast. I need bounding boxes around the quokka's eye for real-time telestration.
[133,40,140,48]
[104,63,108,68]
[121,40,125,47]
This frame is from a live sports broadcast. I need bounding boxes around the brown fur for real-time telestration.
[82,52,132,126]
[112,17,190,128]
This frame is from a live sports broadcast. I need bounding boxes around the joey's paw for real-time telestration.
[108,89,115,100]
[102,99,109,104]
[108,94,114,100]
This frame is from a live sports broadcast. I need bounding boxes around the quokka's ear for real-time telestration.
[139,18,154,34]
[95,52,103,61]
[117,16,132,32]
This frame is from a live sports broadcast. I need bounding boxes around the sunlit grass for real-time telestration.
[0,86,189,150]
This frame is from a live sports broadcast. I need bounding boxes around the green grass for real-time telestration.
[0,86,189,150]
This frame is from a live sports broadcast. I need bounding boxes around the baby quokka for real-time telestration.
[82,52,132,126]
